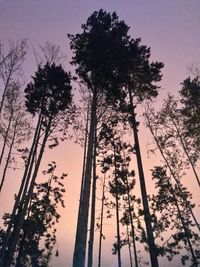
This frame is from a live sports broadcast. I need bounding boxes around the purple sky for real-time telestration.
[1,0,199,94]
[0,1,200,267]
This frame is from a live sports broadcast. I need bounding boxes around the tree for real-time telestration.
[120,143,139,267]
[0,39,27,113]
[145,95,200,187]
[0,161,66,267]
[98,120,138,267]
[87,123,97,267]
[151,166,200,266]
[180,77,200,154]
[0,62,74,267]
[69,9,131,267]
[33,41,67,67]
[97,173,107,267]
[70,9,163,267]
[144,102,200,232]
[0,81,32,192]
[115,32,164,267]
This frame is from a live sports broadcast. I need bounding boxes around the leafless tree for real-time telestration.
[0,82,32,192]
[0,39,27,113]
[33,41,67,67]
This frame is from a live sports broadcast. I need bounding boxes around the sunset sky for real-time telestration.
[0,1,200,267]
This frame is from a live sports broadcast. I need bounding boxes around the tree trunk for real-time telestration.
[128,87,159,267]
[98,173,106,267]
[0,71,12,114]
[170,116,200,187]
[168,182,198,267]
[145,113,200,232]
[122,146,138,267]
[80,102,90,203]
[16,169,54,266]
[15,229,26,267]
[2,117,49,267]
[87,122,97,267]
[0,114,42,265]
[0,118,17,192]
[73,90,97,267]
[126,187,138,267]
[126,224,133,267]
[15,196,35,267]
[0,111,13,166]
[76,101,90,237]
[113,146,122,267]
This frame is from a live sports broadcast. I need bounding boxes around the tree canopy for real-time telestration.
[25,63,72,118]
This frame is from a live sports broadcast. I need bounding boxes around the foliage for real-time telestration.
[25,63,72,118]
[150,166,200,266]
[0,162,66,267]
[144,95,200,186]
[69,9,131,103]
[180,77,200,150]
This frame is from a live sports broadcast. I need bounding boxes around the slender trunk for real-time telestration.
[33,167,55,248]
[98,173,106,267]
[168,182,198,267]
[0,52,12,68]
[0,119,17,192]
[15,197,35,267]
[73,90,97,267]
[0,71,12,114]
[87,122,97,267]
[115,177,122,267]
[176,207,198,267]
[146,114,200,232]
[2,119,50,267]
[0,111,13,165]
[73,102,89,267]
[126,224,133,267]
[0,114,42,265]
[170,116,200,187]
[15,230,26,267]
[122,146,138,267]
[77,101,90,227]
[128,87,159,267]
[14,114,43,210]
[80,102,90,202]
[113,146,122,267]
[16,170,54,266]
[126,188,138,267]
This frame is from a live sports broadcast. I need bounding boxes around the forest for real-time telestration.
[0,8,200,267]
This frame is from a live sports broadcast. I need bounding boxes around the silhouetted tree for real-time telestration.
[87,123,97,267]
[69,9,131,267]
[187,61,200,79]
[117,39,164,267]
[97,173,107,267]
[0,39,27,113]
[0,82,32,192]
[180,77,200,155]
[144,103,200,232]
[0,62,74,267]
[70,8,164,267]
[120,143,139,267]
[33,41,67,67]
[151,166,200,266]
[0,161,66,267]
[145,95,200,187]
[98,120,137,267]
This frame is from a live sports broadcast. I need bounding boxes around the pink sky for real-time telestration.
[0,1,200,266]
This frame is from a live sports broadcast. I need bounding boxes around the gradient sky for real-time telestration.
[0,1,200,267]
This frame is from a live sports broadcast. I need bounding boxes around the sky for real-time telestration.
[0,1,200,267]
